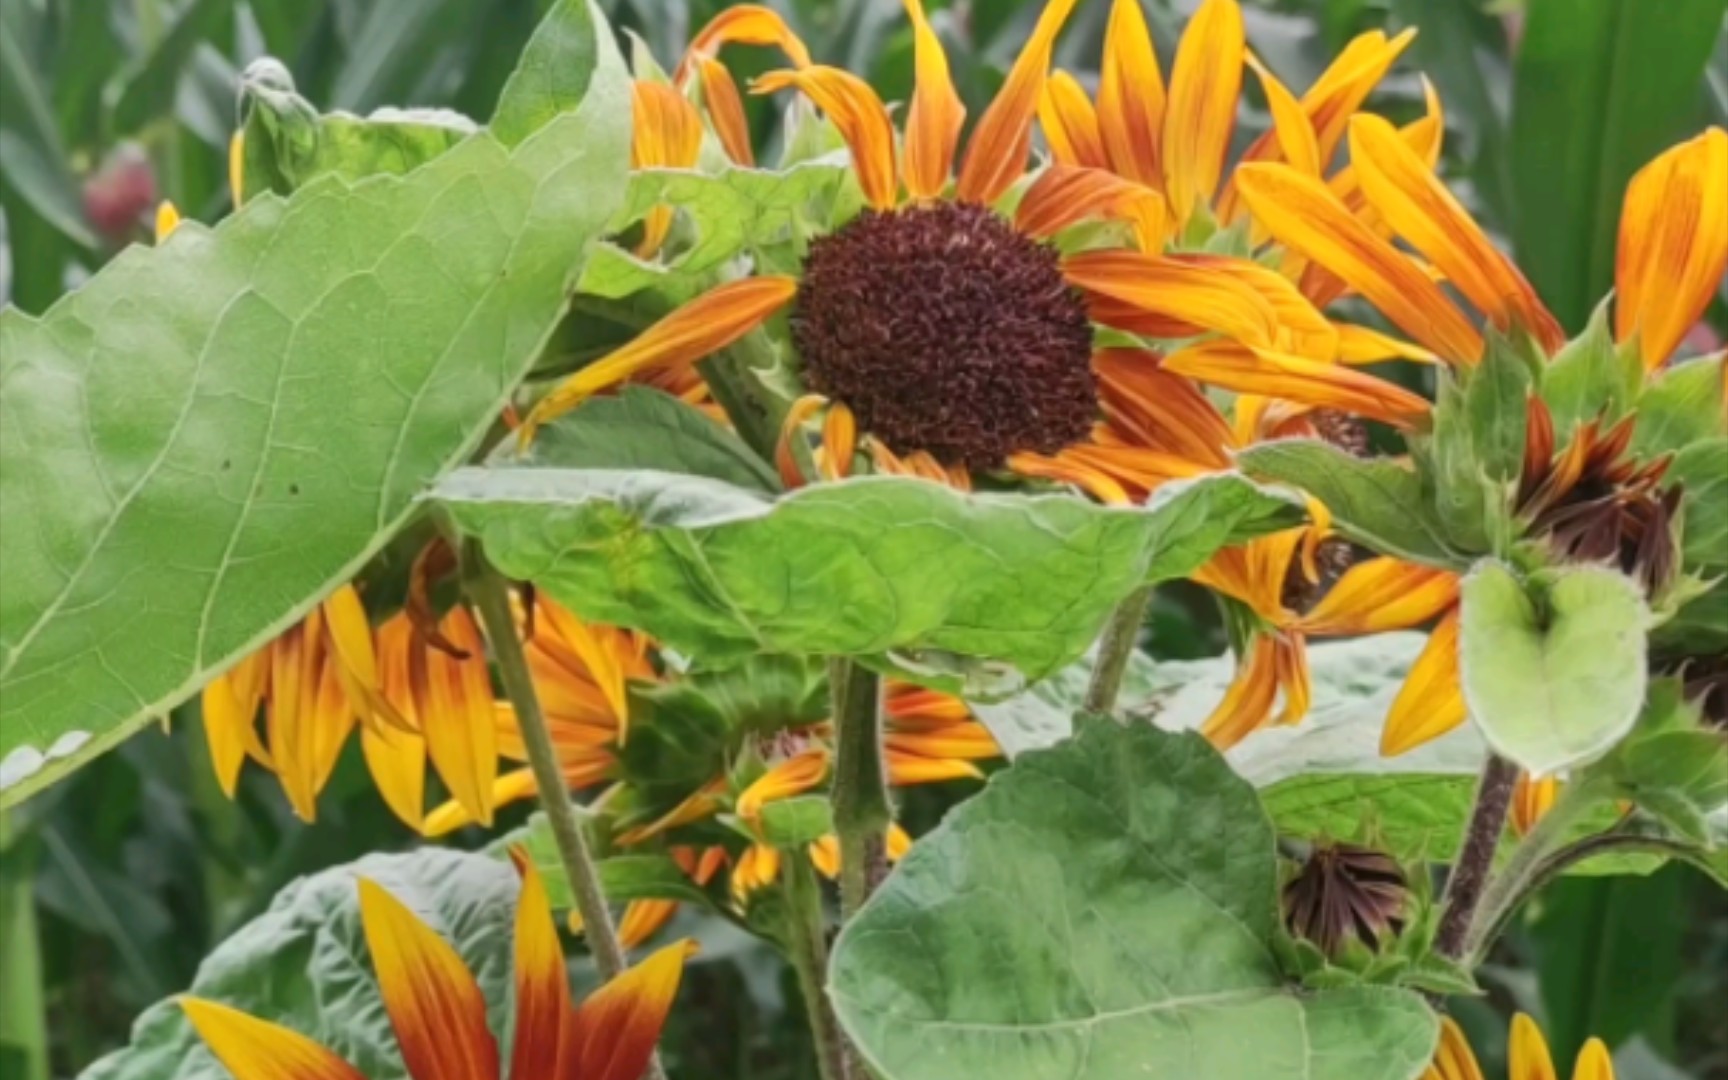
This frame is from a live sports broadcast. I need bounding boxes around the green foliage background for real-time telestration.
[1,1,1724,1078]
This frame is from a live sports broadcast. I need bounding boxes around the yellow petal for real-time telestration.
[616,899,680,948]
[523,276,797,440]
[885,749,984,785]
[754,66,897,208]
[565,940,696,1080]
[1016,165,1167,250]
[154,201,182,243]
[1349,114,1564,353]
[695,57,754,166]
[1163,341,1429,426]
[1064,249,1279,348]
[1381,608,1467,756]
[229,130,245,206]
[202,650,273,796]
[1431,1016,1487,1080]
[1200,634,1282,750]
[361,722,426,833]
[1093,349,1237,467]
[1273,632,1311,726]
[736,749,830,823]
[1615,126,1728,368]
[808,834,842,879]
[1039,70,1108,169]
[1511,772,1560,838]
[1161,0,1245,222]
[507,847,570,1080]
[1096,0,1165,188]
[1235,162,1484,364]
[180,998,364,1080]
[1570,1038,1614,1080]
[535,599,634,741]
[957,0,1081,203]
[1510,1013,1559,1080]
[1299,559,1460,634]
[1335,324,1439,365]
[359,878,500,1080]
[631,81,705,257]
[418,606,499,829]
[819,399,857,481]
[901,0,965,199]
[885,720,1000,761]
[1249,54,1319,178]
[423,768,543,838]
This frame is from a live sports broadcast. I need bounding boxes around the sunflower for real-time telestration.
[517,0,1406,493]
[1233,123,1728,759]
[181,848,691,1080]
[1426,1014,1613,1080]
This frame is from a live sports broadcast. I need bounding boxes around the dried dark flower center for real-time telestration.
[1282,842,1409,957]
[792,202,1096,469]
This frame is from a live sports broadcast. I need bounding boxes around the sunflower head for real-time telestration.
[1281,841,1409,957]
[791,202,1096,468]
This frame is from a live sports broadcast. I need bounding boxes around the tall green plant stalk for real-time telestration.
[1084,585,1154,715]
[1461,780,1602,963]
[828,658,889,918]
[0,812,49,1080]
[783,853,851,1080]
[1434,754,1519,960]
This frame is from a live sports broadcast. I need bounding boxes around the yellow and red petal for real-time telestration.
[615,779,728,846]
[1200,634,1283,750]
[1249,54,1320,179]
[617,899,680,948]
[754,66,897,208]
[1235,162,1484,364]
[1172,253,1339,359]
[1093,349,1237,467]
[1381,608,1466,757]
[737,749,830,823]
[1039,71,1108,169]
[418,606,498,829]
[1349,115,1564,353]
[1510,772,1559,838]
[507,847,570,1079]
[776,394,829,489]
[819,400,858,481]
[154,201,182,243]
[1064,249,1279,348]
[1334,324,1439,365]
[957,0,1081,203]
[884,720,1000,761]
[631,80,705,258]
[1273,633,1311,726]
[535,599,635,739]
[1161,0,1245,222]
[886,749,984,785]
[901,0,965,199]
[1016,165,1168,251]
[1509,1013,1559,1080]
[1615,126,1728,368]
[564,940,695,1080]
[677,4,811,82]
[358,878,499,1080]
[1163,341,1430,426]
[202,650,273,796]
[1299,559,1460,635]
[361,721,427,834]
[1096,0,1166,188]
[524,276,797,439]
[181,998,365,1080]
[695,56,755,166]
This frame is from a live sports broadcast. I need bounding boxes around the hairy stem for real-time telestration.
[1084,585,1154,716]
[782,854,851,1080]
[829,658,889,918]
[1434,754,1519,960]
[1459,781,1603,963]
[0,812,49,1080]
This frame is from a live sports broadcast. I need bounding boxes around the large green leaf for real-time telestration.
[1459,562,1650,775]
[80,849,520,1080]
[1511,0,1728,332]
[0,0,631,807]
[435,468,1299,689]
[829,722,1437,1079]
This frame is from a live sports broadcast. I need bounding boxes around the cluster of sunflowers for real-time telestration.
[163,0,1725,1076]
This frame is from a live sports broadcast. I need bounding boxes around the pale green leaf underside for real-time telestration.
[434,468,1299,684]
[830,723,1436,1080]
[0,6,630,805]
[1459,562,1649,775]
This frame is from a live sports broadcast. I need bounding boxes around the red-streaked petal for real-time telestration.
[1016,165,1167,250]
[1039,70,1108,169]
[507,847,570,1080]
[1161,0,1245,222]
[754,67,897,208]
[677,5,810,82]
[1200,634,1282,750]
[1064,249,1279,347]
[565,941,696,1080]
[1615,126,1728,368]
[358,878,499,1080]
[956,0,1081,203]
[418,606,498,829]
[901,0,965,199]
[1096,0,1165,188]
[180,998,364,1080]
[696,57,755,166]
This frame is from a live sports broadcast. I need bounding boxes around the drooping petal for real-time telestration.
[417,606,499,829]
[1200,634,1283,750]
[1163,341,1429,425]
[523,276,797,440]
[1039,70,1108,169]
[1381,608,1466,756]
[754,66,897,208]
[957,0,1081,203]
[886,749,984,784]
[422,769,540,838]
[695,56,755,166]
[564,941,695,1080]
[1510,772,1560,837]
[1161,0,1245,221]
[1273,633,1311,726]
[1615,126,1728,368]
[1095,0,1165,188]
[776,394,829,489]
[901,0,965,199]
[617,899,680,948]
[615,779,727,846]
[677,4,811,82]
[808,834,842,879]
[202,650,273,796]
[1093,349,1237,468]
[1063,249,1280,347]
[1171,253,1339,359]
[885,720,1000,761]
[507,847,570,1080]
[358,878,499,1080]
[1509,1013,1560,1080]
[180,998,365,1080]
[535,599,634,740]
[1429,1016,1487,1080]
[1016,165,1168,250]
[632,81,705,257]
[1349,114,1565,353]
[1235,162,1484,363]
[1299,559,1460,634]
[736,749,830,823]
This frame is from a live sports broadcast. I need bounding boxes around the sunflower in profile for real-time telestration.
[1425,1014,1613,1080]
[1230,122,1727,759]
[181,848,690,1080]
[521,0,1418,494]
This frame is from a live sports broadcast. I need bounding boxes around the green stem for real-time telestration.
[0,812,50,1080]
[782,853,851,1080]
[1433,754,1519,960]
[1083,585,1153,716]
[828,658,888,918]
[1459,780,1602,963]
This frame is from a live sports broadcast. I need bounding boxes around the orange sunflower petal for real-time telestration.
[1016,165,1168,250]
[957,0,1081,203]
[1273,633,1311,726]
[1096,0,1165,188]
[1349,114,1565,353]
[1510,772,1560,838]
[819,400,857,481]
[901,0,965,199]
[180,998,365,1080]
[1064,249,1279,347]
[631,80,705,258]
[1250,53,1320,178]
[1200,634,1282,750]
[358,878,499,1080]
[417,606,498,829]
[523,276,797,440]
[754,67,897,208]
[1235,162,1484,363]
[564,941,696,1080]
[202,650,273,796]
[617,899,680,948]
[1040,70,1108,169]
[677,5,811,82]
[695,56,754,166]
[1381,608,1466,756]
[1298,559,1460,634]
[1161,0,1245,222]
[1164,341,1429,426]
[1093,348,1237,467]
[507,847,570,1079]
[886,749,984,784]
[1615,126,1728,368]
[737,749,830,823]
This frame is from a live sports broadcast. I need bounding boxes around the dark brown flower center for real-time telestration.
[791,202,1096,469]
[1282,842,1409,957]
